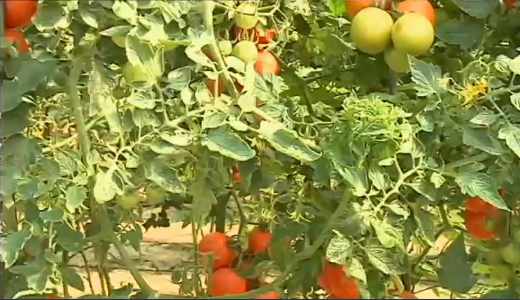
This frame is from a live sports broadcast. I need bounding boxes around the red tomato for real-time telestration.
[505,0,517,9]
[257,29,278,45]
[257,291,281,299]
[464,197,500,215]
[397,0,436,26]
[400,291,418,299]
[465,213,498,240]
[345,0,391,18]
[248,228,273,255]
[255,50,281,76]
[5,0,38,29]
[5,29,30,54]
[199,232,236,269]
[232,166,242,184]
[318,262,360,299]
[209,268,249,296]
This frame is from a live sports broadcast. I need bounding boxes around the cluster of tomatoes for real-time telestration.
[198,228,280,298]
[207,2,282,96]
[3,0,37,54]
[464,195,520,283]
[347,0,436,73]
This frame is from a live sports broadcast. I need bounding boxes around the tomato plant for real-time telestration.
[1,0,520,299]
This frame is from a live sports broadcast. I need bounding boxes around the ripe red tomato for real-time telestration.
[505,0,517,9]
[209,268,248,296]
[345,0,391,18]
[318,262,360,299]
[255,50,281,76]
[257,291,281,299]
[5,29,30,54]
[199,232,236,269]
[400,291,418,299]
[465,197,500,216]
[5,0,38,29]
[248,228,273,255]
[397,0,436,26]
[257,28,278,45]
[465,213,498,240]
[232,166,242,184]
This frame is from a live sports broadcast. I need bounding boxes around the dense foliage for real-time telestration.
[1,0,520,298]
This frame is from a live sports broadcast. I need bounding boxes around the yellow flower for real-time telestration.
[460,79,489,107]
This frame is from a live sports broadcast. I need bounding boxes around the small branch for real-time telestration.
[231,190,246,236]
[62,251,70,298]
[80,251,96,295]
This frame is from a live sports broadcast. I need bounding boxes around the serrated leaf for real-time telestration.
[365,242,405,275]
[498,125,520,159]
[455,172,509,210]
[167,66,192,91]
[348,258,366,284]
[145,158,184,193]
[439,235,476,292]
[451,0,497,19]
[65,186,87,212]
[414,209,436,245]
[463,127,505,155]
[510,93,520,111]
[326,233,352,264]
[386,202,410,218]
[202,111,227,129]
[371,220,402,249]
[258,121,321,162]
[202,127,255,161]
[160,132,192,147]
[410,57,444,97]
[470,111,498,126]
[1,229,32,268]
[88,63,122,133]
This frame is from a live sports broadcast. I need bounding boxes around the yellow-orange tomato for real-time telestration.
[5,0,38,29]
[5,29,31,54]
[397,0,436,26]
[345,0,391,18]
[255,50,281,76]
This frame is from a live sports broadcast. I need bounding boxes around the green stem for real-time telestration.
[200,1,239,98]
[67,59,91,161]
[80,251,96,295]
[231,191,246,236]
[62,251,70,298]
[214,193,229,233]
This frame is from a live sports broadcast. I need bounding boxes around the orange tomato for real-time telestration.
[5,29,30,54]
[257,291,281,299]
[464,197,503,241]
[199,232,236,269]
[318,262,360,299]
[232,166,242,184]
[345,0,391,18]
[209,268,248,296]
[505,0,517,9]
[248,228,273,255]
[397,0,436,26]
[400,291,418,299]
[255,50,281,76]
[5,0,38,29]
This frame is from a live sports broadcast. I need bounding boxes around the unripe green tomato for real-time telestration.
[232,41,258,64]
[146,187,167,205]
[116,192,141,210]
[392,13,434,56]
[112,36,126,48]
[218,40,233,56]
[234,2,258,30]
[122,63,155,87]
[351,7,393,55]
[500,243,520,265]
[384,48,410,73]
[489,264,514,281]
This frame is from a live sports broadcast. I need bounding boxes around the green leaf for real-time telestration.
[436,18,484,49]
[510,93,520,111]
[451,0,498,19]
[121,227,143,252]
[498,125,520,159]
[509,56,520,75]
[413,209,436,245]
[365,242,405,275]
[0,103,30,138]
[202,127,256,161]
[40,208,64,223]
[112,0,138,25]
[160,132,193,147]
[202,111,227,129]
[34,1,69,30]
[65,186,87,212]
[332,164,368,196]
[88,62,122,133]
[56,224,85,252]
[470,111,498,126]
[61,267,85,291]
[167,67,192,91]
[463,127,505,155]
[93,170,119,203]
[126,33,163,80]
[438,234,476,292]
[348,258,367,284]
[145,157,184,193]
[326,0,346,16]
[481,289,517,299]
[258,121,321,162]
[410,57,444,97]
[190,176,217,222]
[455,172,509,210]
[326,232,352,264]
[1,59,57,112]
[10,258,53,292]
[1,229,32,268]
[371,220,402,249]
[237,94,257,113]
